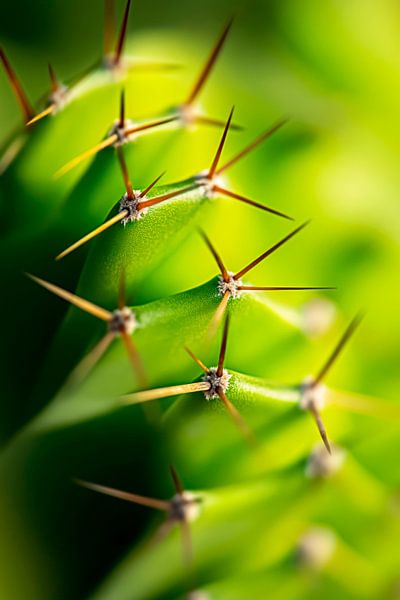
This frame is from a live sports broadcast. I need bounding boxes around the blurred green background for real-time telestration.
[1,0,400,599]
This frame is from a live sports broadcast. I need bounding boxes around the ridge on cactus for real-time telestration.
[122,310,361,453]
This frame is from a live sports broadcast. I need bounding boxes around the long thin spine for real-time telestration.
[313,314,363,386]
[216,119,288,175]
[121,382,211,404]
[207,107,234,180]
[56,212,127,261]
[75,479,170,510]
[185,19,233,106]
[27,274,112,321]
[234,221,310,281]
[0,48,34,122]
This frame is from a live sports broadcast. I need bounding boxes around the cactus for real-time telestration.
[0,1,399,599]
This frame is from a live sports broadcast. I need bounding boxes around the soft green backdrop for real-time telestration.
[0,1,399,599]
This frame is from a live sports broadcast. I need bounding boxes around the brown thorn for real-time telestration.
[113,0,132,65]
[56,211,127,260]
[139,183,198,210]
[234,220,310,281]
[75,479,170,511]
[121,330,148,388]
[121,381,211,404]
[238,286,336,291]
[213,185,293,220]
[26,273,112,321]
[119,88,125,128]
[217,313,230,376]
[208,106,234,180]
[26,105,55,126]
[218,389,256,446]
[184,347,210,374]
[216,118,288,175]
[0,134,25,174]
[208,291,230,340]
[153,518,176,546]
[66,332,115,388]
[309,404,331,454]
[199,229,229,281]
[116,145,134,197]
[124,115,179,136]
[0,47,34,122]
[185,18,233,106]
[170,465,184,495]
[138,171,166,199]
[55,134,118,178]
[313,313,364,387]
[104,0,117,57]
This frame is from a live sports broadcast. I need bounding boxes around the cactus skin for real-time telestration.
[1,2,400,600]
